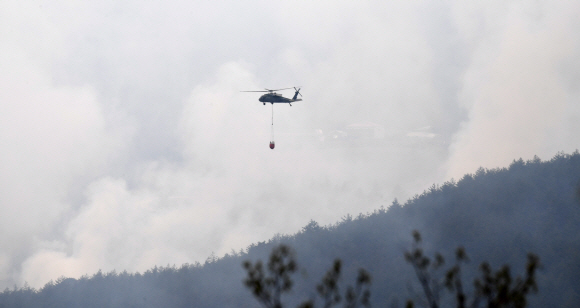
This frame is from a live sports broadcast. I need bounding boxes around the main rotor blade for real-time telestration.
[241,87,299,92]
[265,87,293,92]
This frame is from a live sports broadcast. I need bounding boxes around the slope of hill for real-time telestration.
[1,151,579,307]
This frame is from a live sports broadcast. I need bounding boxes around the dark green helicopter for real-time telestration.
[242,87,302,149]
[242,87,302,106]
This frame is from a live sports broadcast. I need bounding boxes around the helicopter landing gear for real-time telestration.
[289,103,292,107]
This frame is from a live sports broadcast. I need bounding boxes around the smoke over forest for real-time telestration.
[1,152,579,307]
[1,0,580,297]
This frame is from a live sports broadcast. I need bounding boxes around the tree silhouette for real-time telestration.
[243,245,371,308]
[405,230,539,308]
[243,245,297,308]
[299,260,371,308]
[244,232,538,308]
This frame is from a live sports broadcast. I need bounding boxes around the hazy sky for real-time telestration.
[1,1,579,288]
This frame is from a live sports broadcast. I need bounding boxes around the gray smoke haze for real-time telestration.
[1,1,579,288]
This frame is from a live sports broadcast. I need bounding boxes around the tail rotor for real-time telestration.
[292,87,302,101]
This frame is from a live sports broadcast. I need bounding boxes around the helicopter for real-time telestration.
[242,87,302,106]
[241,87,303,150]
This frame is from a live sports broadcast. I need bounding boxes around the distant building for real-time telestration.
[405,126,441,144]
[346,122,385,139]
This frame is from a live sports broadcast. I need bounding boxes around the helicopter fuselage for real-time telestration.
[258,93,302,104]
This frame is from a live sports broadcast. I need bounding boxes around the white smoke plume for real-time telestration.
[0,1,578,288]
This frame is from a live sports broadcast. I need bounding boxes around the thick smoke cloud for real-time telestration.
[0,1,578,288]
[446,2,580,178]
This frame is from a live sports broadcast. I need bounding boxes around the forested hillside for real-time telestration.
[2,152,579,307]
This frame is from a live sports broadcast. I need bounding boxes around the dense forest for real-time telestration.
[1,151,579,307]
